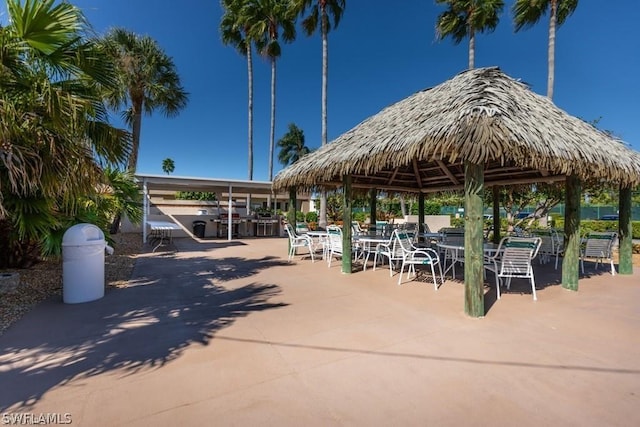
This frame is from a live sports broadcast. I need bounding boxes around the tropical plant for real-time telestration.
[221,0,264,180]
[277,123,311,166]
[0,0,132,267]
[248,0,297,180]
[162,158,175,175]
[100,28,189,172]
[293,0,346,228]
[513,0,579,99]
[435,0,505,69]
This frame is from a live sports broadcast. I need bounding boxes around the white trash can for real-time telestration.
[62,223,107,304]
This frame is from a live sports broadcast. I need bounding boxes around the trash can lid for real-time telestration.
[193,220,207,225]
[62,223,105,246]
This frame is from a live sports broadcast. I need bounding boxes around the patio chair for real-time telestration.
[395,230,443,289]
[531,229,555,265]
[484,236,542,300]
[580,232,617,275]
[326,225,361,268]
[440,228,465,274]
[284,223,315,263]
[373,230,404,276]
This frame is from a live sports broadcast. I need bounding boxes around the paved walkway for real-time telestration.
[1,237,639,426]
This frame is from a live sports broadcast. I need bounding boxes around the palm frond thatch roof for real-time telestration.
[273,67,640,193]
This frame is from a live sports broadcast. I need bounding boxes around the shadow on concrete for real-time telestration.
[0,254,290,411]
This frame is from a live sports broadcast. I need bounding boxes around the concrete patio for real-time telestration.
[1,237,638,426]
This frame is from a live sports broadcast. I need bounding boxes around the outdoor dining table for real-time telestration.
[147,220,182,252]
[357,235,392,271]
[437,242,500,279]
[304,230,329,259]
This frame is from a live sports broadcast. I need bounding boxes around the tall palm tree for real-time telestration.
[220,0,263,180]
[277,123,311,166]
[100,28,189,172]
[162,158,175,175]
[513,0,579,100]
[293,0,346,229]
[435,0,504,69]
[0,0,131,266]
[249,0,297,181]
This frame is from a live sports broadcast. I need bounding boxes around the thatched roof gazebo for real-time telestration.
[273,67,640,317]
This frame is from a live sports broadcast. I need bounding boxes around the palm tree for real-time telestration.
[162,158,175,175]
[293,0,346,229]
[221,0,263,180]
[249,0,297,181]
[435,0,504,69]
[277,123,311,166]
[0,0,131,266]
[100,28,189,172]
[513,0,579,100]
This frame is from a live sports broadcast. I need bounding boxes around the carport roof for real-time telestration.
[135,174,275,195]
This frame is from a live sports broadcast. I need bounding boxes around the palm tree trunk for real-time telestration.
[127,104,143,172]
[247,42,254,180]
[468,29,475,69]
[318,6,329,229]
[547,0,557,99]
[268,58,276,181]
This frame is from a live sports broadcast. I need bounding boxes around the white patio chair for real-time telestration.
[284,223,315,263]
[484,236,542,301]
[531,229,555,265]
[326,225,361,268]
[395,230,443,289]
[581,232,617,275]
[440,228,465,276]
[373,230,404,276]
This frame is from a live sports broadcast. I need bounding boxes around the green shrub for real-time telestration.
[353,212,368,223]
[296,211,305,222]
[175,191,216,201]
[553,219,640,239]
[305,211,318,223]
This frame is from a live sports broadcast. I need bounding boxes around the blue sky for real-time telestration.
[7,1,640,181]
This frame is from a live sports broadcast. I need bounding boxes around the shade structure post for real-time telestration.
[342,175,353,274]
[142,179,148,244]
[464,161,485,317]
[492,186,501,244]
[618,185,633,275]
[227,184,233,241]
[369,188,377,233]
[562,174,581,290]
[287,187,297,255]
[418,193,425,234]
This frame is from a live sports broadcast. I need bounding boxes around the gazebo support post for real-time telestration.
[418,193,425,235]
[369,188,377,233]
[342,175,353,274]
[287,186,297,254]
[464,161,485,317]
[562,174,581,290]
[492,186,501,244]
[618,185,633,275]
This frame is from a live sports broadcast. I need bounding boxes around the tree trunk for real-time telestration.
[247,42,254,180]
[547,0,557,99]
[468,29,475,69]
[268,58,276,181]
[318,6,329,229]
[126,101,143,172]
